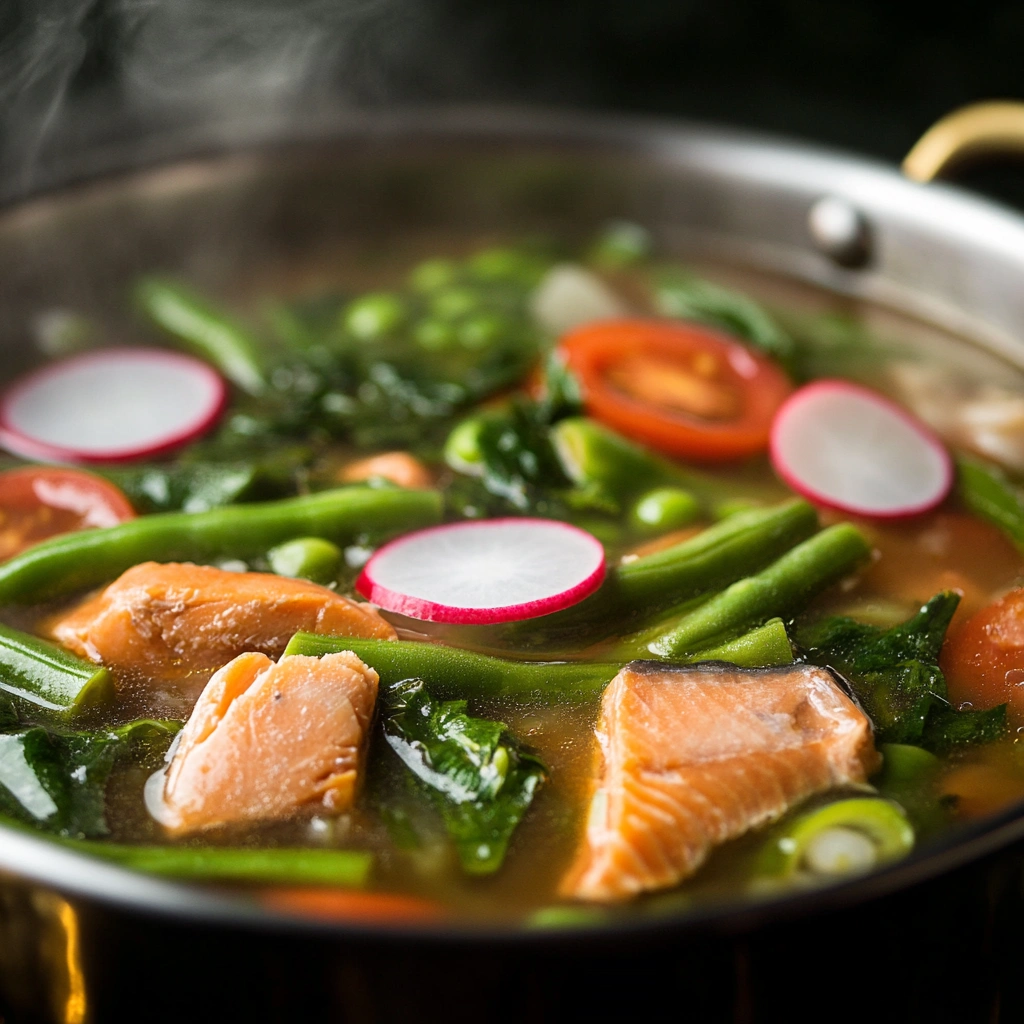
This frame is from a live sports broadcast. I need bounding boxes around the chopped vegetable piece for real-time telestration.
[530,264,627,337]
[799,591,1008,750]
[654,269,795,363]
[68,843,373,887]
[757,798,914,879]
[955,454,1024,550]
[136,277,266,395]
[340,451,432,490]
[383,677,545,875]
[873,743,946,832]
[0,467,135,561]
[283,634,617,702]
[0,349,227,464]
[647,523,871,659]
[942,586,1024,723]
[685,618,794,668]
[267,537,342,585]
[0,713,179,838]
[770,380,953,517]
[0,622,113,718]
[0,485,442,604]
[558,319,792,461]
[356,518,606,624]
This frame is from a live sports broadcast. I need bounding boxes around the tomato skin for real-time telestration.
[0,467,135,562]
[557,319,792,462]
[941,587,1024,721]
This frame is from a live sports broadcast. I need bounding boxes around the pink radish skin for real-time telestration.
[356,518,607,624]
[0,348,227,464]
[769,379,953,519]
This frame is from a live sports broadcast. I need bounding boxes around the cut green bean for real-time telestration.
[956,454,1024,550]
[0,487,442,605]
[647,524,871,659]
[283,635,617,702]
[136,277,266,395]
[267,537,343,585]
[515,499,818,646]
[0,623,113,717]
[630,487,701,534]
[66,842,372,886]
[687,618,793,668]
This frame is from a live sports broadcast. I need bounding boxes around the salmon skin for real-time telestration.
[49,561,395,695]
[151,651,378,834]
[561,661,879,902]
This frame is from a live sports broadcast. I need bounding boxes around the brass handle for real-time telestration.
[903,101,1024,182]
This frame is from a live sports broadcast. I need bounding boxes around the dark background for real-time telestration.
[2,0,1024,202]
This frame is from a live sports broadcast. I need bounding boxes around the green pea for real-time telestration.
[431,287,479,321]
[343,293,406,341]
[444,417,488,474]
[267,537,343,585]
[631,487,701,534]
[409,259,458,293]
[458,313,505,350]
[414,318,458,352]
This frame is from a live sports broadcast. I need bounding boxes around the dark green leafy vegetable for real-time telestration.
[796,591,1007,751]
[956,454,1024,550]
[382,678,546,874]
[0,708,179,838]
[654,268,795,363]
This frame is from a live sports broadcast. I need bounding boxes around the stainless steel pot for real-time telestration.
[2,103,1024,1024]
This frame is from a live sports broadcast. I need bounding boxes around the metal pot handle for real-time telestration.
[903,101,1024,182]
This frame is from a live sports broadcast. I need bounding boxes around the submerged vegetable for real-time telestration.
[955,454,1024,550]
[383,677,545,874]
[757,798,914,880]
[0,486,442,604]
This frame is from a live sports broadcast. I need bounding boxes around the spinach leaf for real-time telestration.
[654,269,795,363]
[795,591,1007,752]
[0,708,180,838]
[382,678,546,874]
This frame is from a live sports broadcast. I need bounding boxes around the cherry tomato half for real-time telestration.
[0,467,135,562]
[558,319,792,461]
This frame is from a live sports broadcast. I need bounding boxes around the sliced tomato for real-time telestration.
[557,319,792,461]
[941,587,1024,722]
[0,467,135,561]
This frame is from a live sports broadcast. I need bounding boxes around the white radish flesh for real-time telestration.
[356,518,606,624]
[770,380,952,518]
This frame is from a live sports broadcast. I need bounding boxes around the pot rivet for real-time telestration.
[808,196,871,268]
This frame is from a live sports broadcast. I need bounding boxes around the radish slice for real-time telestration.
[770,379,952,518]
[0,348,227,463]
[356,518,606,624]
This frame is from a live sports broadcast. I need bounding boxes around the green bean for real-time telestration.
[135,277,266,395]
[630,487,701,534]
[516,499,818,646]
[65,842,372,886]
[0,487,442,605]
[343,293,407,341]
[283,635,617,702]
[687,617,793,668]
[956,454,1024,550]
[647,524,871,659]
[0,623,113,717]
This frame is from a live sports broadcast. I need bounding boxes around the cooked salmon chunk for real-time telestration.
[561,661,879,902]
[50,561,395,693]
[152,651,378,834]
